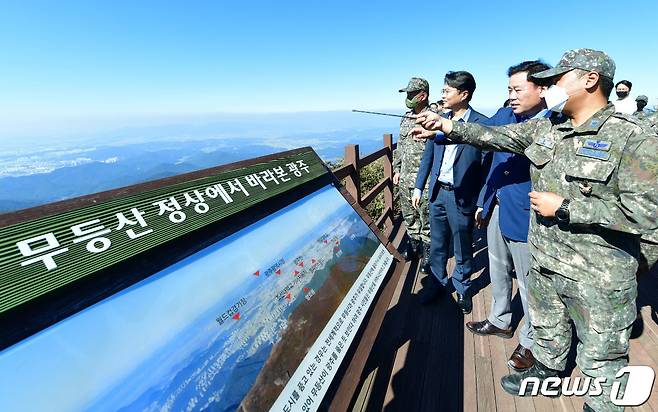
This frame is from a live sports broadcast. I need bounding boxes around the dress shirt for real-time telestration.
[437,107,472,185]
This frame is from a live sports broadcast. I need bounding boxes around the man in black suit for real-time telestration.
[412,71,489,313]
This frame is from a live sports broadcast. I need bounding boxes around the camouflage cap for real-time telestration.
[531,48,615,80]
[636,95,649,103]
[399,77,429,93]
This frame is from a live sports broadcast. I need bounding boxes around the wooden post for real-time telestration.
[383,134,394,237]
[344,144,361,203]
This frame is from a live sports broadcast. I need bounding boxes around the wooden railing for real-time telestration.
[326,133,411,412]
[333,133,397,236]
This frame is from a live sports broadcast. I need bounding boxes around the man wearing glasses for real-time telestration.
[412,71,489,314]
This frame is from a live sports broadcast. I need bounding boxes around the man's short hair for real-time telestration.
[615,80,632,90]
[507,60,552,87]
[444,71,476,102]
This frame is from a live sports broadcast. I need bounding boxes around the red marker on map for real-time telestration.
[311,259,317,264]
[233,313,241,320]
[335,240,339,245]
[334,246,340,253]
[324,239,328,244]
[298,261,304,267]
[294,270,300,276]
[253,270,260,277]
[303,287,310,293]
[285,292,292,301]
[275,269,281,276]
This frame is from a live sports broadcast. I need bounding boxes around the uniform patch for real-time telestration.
[583,139,611,151]
[576,147,611,161]
[536,137,555,149]
[589,119,601,128]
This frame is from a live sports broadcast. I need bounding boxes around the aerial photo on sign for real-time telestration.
[0,184,390,412]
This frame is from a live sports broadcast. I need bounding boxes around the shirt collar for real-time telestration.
[515,108,550,122]
[532,109,550,120]
[450,106,472,122]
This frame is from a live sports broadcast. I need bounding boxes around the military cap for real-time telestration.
[531,48,615,80]
[636,95,649,103]
[399,77,429,93]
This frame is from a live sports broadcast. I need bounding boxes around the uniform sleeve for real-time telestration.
[392,147,401,174]
[446,119,541,155]
[569,131,658,234]
[393,120,404,174]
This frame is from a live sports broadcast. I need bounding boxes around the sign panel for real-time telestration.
[0,184,393,412]
[0,150,326,315]
[269,243,392,412]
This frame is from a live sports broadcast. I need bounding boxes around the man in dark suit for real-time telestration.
[412,71,489,313]
[466,61,551,372]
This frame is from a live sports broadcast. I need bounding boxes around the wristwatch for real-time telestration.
[555,199,571,223]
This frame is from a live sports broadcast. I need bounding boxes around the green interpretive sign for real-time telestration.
[0,149,328,314]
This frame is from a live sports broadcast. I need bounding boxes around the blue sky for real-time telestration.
[0,184,351,411]
[0,0,656,140]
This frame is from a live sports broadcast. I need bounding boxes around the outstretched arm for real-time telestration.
[411,112,542,155]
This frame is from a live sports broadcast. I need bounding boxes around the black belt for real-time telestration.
[438,181,454,191]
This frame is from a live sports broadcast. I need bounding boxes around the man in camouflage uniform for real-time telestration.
[412,49,658,412]
[640,111,658,275]
[640,110,658,274]
[393,77,433,273]
[633,95,650,119]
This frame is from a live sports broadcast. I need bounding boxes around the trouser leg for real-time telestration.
[444,191,474,295]
[508,239,533,349]
[429,190,450,287]
[527,265,572,371]
[400,187,420,241]
[561,276,637,412]
[418,189,431,244]
[486,204,514,329]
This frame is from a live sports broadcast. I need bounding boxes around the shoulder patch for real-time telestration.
[535,136,555,149]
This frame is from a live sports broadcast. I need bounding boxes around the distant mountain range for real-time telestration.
[0,130,393,213]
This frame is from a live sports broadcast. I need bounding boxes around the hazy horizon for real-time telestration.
[0,106,510,154]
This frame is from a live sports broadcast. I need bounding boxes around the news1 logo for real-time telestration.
[519,366,655,406]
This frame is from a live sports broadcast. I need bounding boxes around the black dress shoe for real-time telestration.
[466,319,513,338]
[500,360,560,397]
[457,293,472,314]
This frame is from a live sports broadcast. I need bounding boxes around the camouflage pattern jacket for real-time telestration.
[643,111,658,131]
[447,104,658,289]
[393,106,436,190]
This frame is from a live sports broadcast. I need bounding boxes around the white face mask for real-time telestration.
[542,85,570,113]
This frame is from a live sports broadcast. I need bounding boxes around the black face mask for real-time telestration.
[616,91,629,99]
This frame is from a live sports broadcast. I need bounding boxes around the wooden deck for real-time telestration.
[352,226,658,412]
